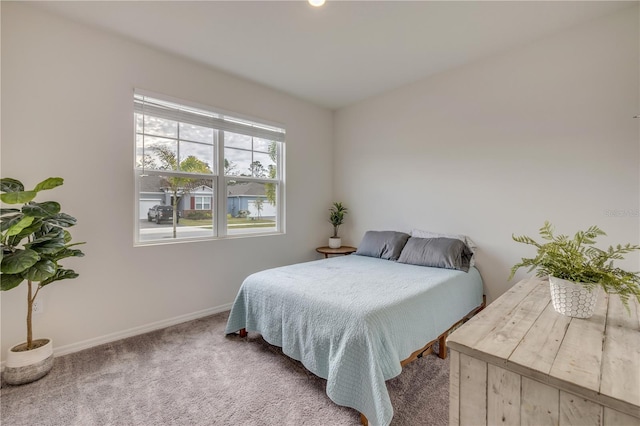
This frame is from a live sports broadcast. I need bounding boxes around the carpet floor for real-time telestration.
[1,311,449,425]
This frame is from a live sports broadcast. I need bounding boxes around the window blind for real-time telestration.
[134,93,285,142]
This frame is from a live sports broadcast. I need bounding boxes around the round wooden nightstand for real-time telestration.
[316,246,357,258]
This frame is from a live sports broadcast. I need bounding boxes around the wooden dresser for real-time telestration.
[447,277,640,426]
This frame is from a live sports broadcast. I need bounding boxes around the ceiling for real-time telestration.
[32,1,636,110]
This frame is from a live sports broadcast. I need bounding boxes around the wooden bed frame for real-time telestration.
[237,295,486,426]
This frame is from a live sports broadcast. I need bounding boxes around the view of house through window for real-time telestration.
[134,91,285,244]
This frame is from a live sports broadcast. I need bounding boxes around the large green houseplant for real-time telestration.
[328,202,348,248]
[509,221,640,317]
[1,177,85,384]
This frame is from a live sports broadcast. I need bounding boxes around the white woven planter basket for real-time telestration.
[549,276,599,319]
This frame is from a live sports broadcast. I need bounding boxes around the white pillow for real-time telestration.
[410,229,477,267]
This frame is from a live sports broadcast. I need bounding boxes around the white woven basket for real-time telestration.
[549,276,599,319]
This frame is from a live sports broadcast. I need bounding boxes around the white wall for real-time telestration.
[334,7,640,303]
[2,3,638,363]
[1,3,333,360]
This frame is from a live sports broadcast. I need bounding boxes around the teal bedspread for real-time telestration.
[225,255,484,425]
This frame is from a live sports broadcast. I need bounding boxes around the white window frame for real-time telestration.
[194,196,211,211]
[134,89,285,245]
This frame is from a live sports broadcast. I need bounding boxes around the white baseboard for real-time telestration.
[1,303,232,372]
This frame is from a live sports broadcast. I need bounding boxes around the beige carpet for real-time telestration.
[1,311,449,425]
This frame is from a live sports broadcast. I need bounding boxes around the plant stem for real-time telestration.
[26,280,33,350]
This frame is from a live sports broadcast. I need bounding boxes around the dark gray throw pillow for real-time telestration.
[355,231,411,261]
[397,237,472,272]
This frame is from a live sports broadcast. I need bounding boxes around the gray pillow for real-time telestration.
[397,237,472,272]
[355,231,410,261]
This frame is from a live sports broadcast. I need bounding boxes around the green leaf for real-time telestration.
[0,249,40,274]
[23,259,56,282]
[5,216,35,237]
[0,208,20,215]
[41,268,79,286]
[44,213,77,227]
[27,239,66,255]
[50,247,85,262]
[24,228,66,255]
[0,214,23,233]
[65,241,85,249]
[0,178,24,193]
[34,222,53,238]
[0,191,37,205]
[23,202,61,218]
[33,177,63,192]
[4,219,44,246]
[0,273,24,291]
[28,227,65,244]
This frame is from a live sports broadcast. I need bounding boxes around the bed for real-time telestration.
[225,231,485,426]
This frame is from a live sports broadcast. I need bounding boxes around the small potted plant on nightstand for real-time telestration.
[1,177,85,385]
[509,221,640,318]
[328,202,348,249]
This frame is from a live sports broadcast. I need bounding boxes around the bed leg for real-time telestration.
[239,328,247,338]
[360,413,368,425]
[438,333,448,359]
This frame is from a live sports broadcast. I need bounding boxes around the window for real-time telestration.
[134,90,285,244]
[194,196,211,210]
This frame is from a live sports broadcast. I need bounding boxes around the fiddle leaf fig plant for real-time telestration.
[329,202,348,238]
[509,221,640,310]
[1,177,85,350]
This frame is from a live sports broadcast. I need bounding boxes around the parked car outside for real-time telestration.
[147,205,179,224]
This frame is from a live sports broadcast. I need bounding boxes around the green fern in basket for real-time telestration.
[509,221,640,310]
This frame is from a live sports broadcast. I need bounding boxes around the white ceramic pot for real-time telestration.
[329,237,342,249]
[549,276,599,319]
[3,338,54,385]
